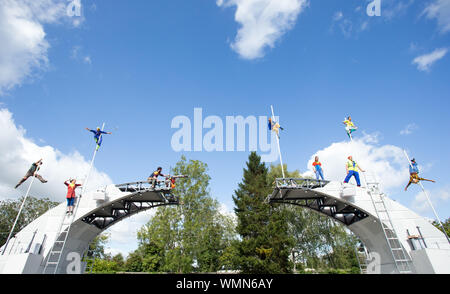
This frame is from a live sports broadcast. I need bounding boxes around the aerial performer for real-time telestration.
[312,156,325,181]
[343,156,365,187]
[15,159,48,189]
[64,179,82,215]
[85,127,112,150]
[343,116,358,140]
[268,118,284,139]
[404,158,435,191]
[148,167,167,188]
[165,175,188,189]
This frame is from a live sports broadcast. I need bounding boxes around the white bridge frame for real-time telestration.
[0,180,178,274]
[268,178,450,274]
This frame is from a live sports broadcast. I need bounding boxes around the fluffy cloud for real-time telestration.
[217,0,308,59]
[400,123,419,135]
[303,134,410,192]
[423,0,450,33]
[412,187,450,214]
[412,48,448,72]
[0,0,83,94]
[104,210,157,258]
[0,108,112,202]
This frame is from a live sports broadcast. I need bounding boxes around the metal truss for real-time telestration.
[81,181,179,230]
[269,178,369,226]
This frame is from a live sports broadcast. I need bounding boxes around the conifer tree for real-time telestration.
[233,152,293,273]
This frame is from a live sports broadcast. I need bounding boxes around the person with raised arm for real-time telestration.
[64,179,82,215]
[85,127,112,150]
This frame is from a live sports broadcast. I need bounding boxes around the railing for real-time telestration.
[274,178,330,189]
[115,180,171,192]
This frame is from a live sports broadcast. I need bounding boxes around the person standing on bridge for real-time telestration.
[65,179,82,215]
[148,167,167,189]
[405,158,435,191]
[312,156,325,181]
[85,127,112,151]
[343,156,365,187]
[15,159,48,189]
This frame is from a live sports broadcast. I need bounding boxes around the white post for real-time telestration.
[53,123,106,273]
[271,105,286,178]
[2,167,38,255]
[403,150,450,244]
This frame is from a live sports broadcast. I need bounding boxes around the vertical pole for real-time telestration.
[54,123,106,273]
[403,150,450,244]
[270,105,286,179]
[2,169,38,255]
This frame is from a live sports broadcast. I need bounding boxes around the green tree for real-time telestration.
[0,196,58,246]
[136,156,236,273]
[232,152,294,273]
[433,218,450,238]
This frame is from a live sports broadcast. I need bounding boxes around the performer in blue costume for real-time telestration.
[85,127,112,150]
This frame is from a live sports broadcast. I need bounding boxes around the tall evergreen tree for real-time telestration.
[233,152,293,273]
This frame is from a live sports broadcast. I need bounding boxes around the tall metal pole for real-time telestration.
[403,150,450,244]
[2,168,38,255]
[53,123,106,274]
[270,105,286,178]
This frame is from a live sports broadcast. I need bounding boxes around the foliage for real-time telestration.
[232,152,294,273]
[268,163,360,273]
[0,196,58,246]
[134,156,237,273]
[433,218,450,238]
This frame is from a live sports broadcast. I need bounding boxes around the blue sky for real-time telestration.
[1,0,449,255]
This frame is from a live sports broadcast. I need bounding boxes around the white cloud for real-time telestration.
[400,123,419,135]
[412,48,448,72]
[303,134,410,192]
[217,0,308,59]
[423,0,450,33]
[333,11,343,21]
[104,209,157,258]
[382,0,414,20]
[412,187,449,214]
[0,108,112,202]
[83,56,92,65]
[71,45,92,65]
[0,0,83,94]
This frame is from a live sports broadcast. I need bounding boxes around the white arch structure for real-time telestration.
[1,177,449,274]
[268,178,450,274]
[0,181,178,274]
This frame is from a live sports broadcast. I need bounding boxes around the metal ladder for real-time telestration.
[43,193,82,274]
[364,173,413,274]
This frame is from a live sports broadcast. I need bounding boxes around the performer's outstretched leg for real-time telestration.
[405,180,413,191]
[34,174,48,183]
[15,176,29,189]
[418,177,435,183]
